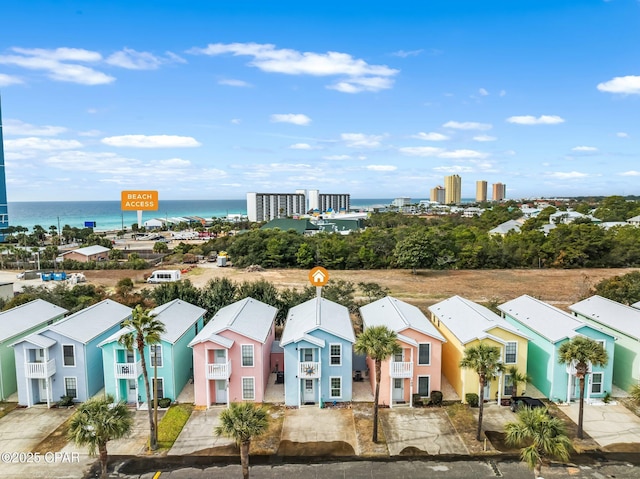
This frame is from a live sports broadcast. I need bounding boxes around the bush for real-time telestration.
[465,393,479,407]
[158,397,172,408]
[430,390,443,406]
[58,395,74,407]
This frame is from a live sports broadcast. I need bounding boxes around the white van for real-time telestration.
[146,270,181,283]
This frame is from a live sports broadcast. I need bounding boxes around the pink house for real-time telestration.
[359,296,445,407]
[189,297,278,407]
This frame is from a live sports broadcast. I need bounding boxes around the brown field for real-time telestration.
[84,265,640,312]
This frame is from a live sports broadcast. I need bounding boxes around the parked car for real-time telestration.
[510,396,547,412]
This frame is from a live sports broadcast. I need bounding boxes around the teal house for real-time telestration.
[100,299,205,406]
[0,300,68,400]
[499,295,615,403]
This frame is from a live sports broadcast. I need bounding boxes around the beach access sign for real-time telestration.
[121,190,159,211]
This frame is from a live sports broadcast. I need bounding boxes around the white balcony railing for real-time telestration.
[299,361,321,379]
[390,361,413,378]
[206,361,231,380]
[25,359,56,378]
[115,360,142,379]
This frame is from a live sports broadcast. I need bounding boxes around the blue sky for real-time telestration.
[0,0,638,202]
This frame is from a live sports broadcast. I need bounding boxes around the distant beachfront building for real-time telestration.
[476,180,487,203]
[0,98,9,241]
[430,186,445,204]
[247,190,350,222]
[492,183,507,201]
[308,189,350,213]
[392,197,411,208]
[444,175,462,204]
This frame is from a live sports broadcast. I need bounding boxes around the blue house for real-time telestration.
[499,295,615,403]
[100,299,205,406]
[281,297,355,407]
[11,299,132,407]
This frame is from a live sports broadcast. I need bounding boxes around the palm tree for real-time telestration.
[354,325,401,443]
[459,342,504,441]
[118,304,166,450]
[558,336,608,439]
[68,395,133,479]
[505,406,572,478]
[215,402,269,479]
[507,365,532,397]
[630,384,640,405]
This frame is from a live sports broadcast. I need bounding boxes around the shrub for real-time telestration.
[58,395,74,407]
[158,397,172,408]
[430,390,443,406]
[465,393,479,407]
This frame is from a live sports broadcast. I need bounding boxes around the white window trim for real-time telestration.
[64,376,78,398]
[242,377,255,400]
[504,341,518,364]
[241,344,255,367]
[596,339,606,350]
[329,376,342,399]
[150,344,163,368]
[417,375,431,398]
[503,373,514,396]
[62,344,76,367]
[329,343,342,366]
[591,372,604,394]
[417,343,431,366]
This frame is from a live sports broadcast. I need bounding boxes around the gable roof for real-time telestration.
[360,296,445,342]
[62,245,110,257]
[0,299,68,343]
[489,219,524,235]
[570,295,640,341]
[189,297,277,347]
[150,299,206,344]
[633,301,640,310]
[499,295,593,343]
[280,297,355,347]
[428,295,527,345]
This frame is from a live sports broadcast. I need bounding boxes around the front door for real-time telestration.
[392,378,404,402]
[35,348,45,363]
[303,379,315,403]
[127,379,137,403]
[38,379,51,403]
[483,382,491,401]
[215,380,227,404]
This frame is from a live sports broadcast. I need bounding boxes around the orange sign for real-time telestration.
[121,190,159,211]
[308,266,329,287]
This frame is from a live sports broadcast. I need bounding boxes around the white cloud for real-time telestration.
[547,171,589,179]
[101,135,201,148]
[4,119,67,136]
[156,158,191,167]
[442,121,492,131]
[399,146,487,159]
[0,73,23,86]
[366,165,397,171]
[12,47,102,62]
[499,90,506,97]
[44,151,139,172]
[617,132,629,138]
[218,78,252,87]
[479,88,489,96]
[620,171,640,177]
[507,115,565,125]
[572,146,598,152]
[4,137,83,151]
[189,42,398,93]
[270,113,312,126]
[341,133,384,148]
[78,129,102,137]
[399,146,444,157]
[231,119,242,125]
[433,165,474,173]
[288,143,314,150]
[412,132,449,141]
[597,75,640,95]
[391,49,423,58]
[323,155,352,160]
[473,135,497,142]
[106,48,167,70]
[438,149,488,159]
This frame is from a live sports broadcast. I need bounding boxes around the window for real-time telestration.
[505,342,517,364]
[418,376,430,397]
[150,345,163,367]
[242,377,255,400]
[330,344,342,366]
[596,339,606,350]
[418,343,431,365]
[241,345,254,367]
[503,374,514,396]
[152,378,164,399]
[330,377,342,398]
[591,372,603,394]
[62,345,75,367]
[64,377,77,398]
[302,348,313,362]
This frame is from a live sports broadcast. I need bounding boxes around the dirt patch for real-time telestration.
[250,405,285,455]
[601,442,640,453]
[0,402,18,420]
[445,403,492,455]
[32,415,74,453]
[352,402,389,457]
[485,430,521,453]
[187,444,239,456]
[276,440,355,456]
[399,445,427,456]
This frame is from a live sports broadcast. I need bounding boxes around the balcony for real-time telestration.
[206,361,231,380]
[115,360,142,379]
[25,359,56,378]
[389,361,413,378]
[299,361,321,379]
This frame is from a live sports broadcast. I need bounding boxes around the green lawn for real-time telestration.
[157,403,194,450]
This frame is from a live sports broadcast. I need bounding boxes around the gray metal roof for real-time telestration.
[489,219,523,235]
[189,297,277,346]
[281,297,355,347]
[360,296,445,342]
[499,295,585,343]
[150,299,207,344]
[0,299,68,343]
[633,301,640,310]
[570,295,640,341]
[15,333,56,349]
[49,299,132,344]
[428,295,527,345]
[66,245,111,256]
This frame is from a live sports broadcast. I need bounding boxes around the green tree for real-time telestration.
[118,305,166,450]
[150,279,200,306]
[153,241,169,254]
[591,271,640,305]
[115,278,134,297]
[459,343,504,441]
[394,231,436,274]
[199,277,238,320]
[68,395,133,479]
[354,325,401,443]
[557,336,608,439]
[630,384,640,404]
[214,402,270,479]
[109,248,124,260]
[506,365,531,397]
[505,406,571,478]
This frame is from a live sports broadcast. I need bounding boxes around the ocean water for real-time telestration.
[7,198,396,232]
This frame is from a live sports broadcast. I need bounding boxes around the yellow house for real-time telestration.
[428,295,529,404]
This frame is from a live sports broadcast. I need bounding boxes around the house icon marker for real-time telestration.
[308,266,329,286]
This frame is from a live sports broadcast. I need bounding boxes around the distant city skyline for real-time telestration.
[0,1,639,202]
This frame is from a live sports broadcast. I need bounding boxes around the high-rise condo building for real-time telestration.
[492,183,507,201]
[0,98,8,242]
[430,186,445,204]
[308,189,350,213]
[476,180,487,202]
[444,174,462,204]
[247,190,350,222]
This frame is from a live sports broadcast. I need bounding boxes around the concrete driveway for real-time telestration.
[562,402,640,448]
[470,402,518,434]
[168,408,235,456]
[380,408,469,456]
[0,406,74,452]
